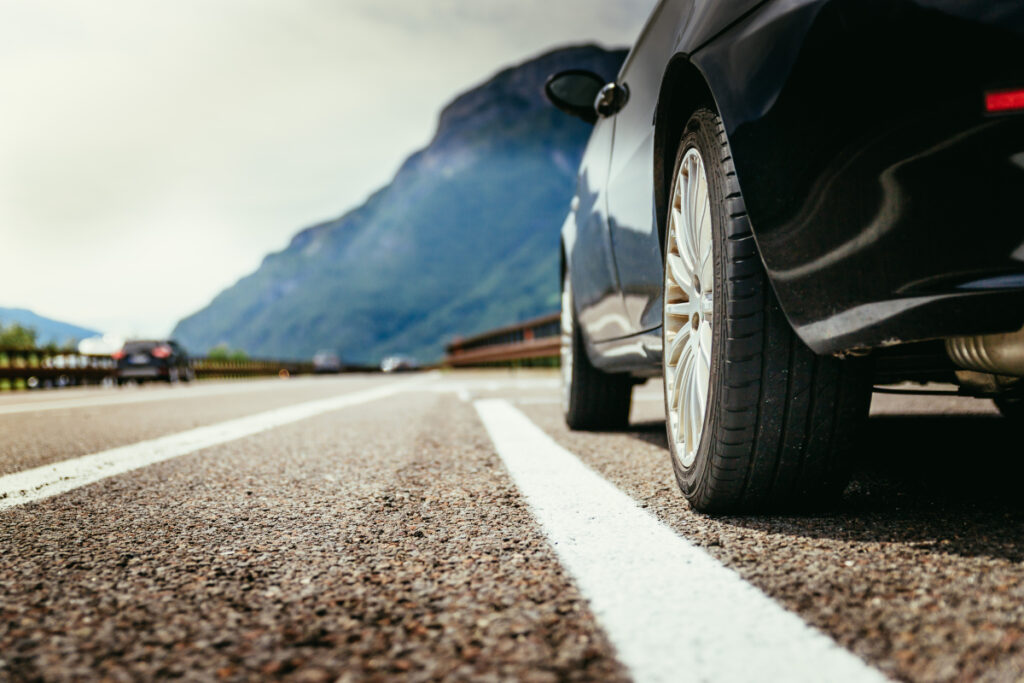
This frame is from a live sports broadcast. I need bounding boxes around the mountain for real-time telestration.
[0,307,99,347]
[173,44,627,363]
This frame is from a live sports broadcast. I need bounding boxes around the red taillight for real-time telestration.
[150,345,172,359]
[111,350,125,360]
[985,88,1024,114]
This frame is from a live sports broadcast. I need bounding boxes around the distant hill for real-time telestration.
[173,44,627,363]
[0,307,99,347]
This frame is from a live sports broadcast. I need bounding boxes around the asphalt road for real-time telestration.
[1,371,1021,681]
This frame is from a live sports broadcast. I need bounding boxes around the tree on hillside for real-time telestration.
[0,323,38,349]
[207,344,249,362]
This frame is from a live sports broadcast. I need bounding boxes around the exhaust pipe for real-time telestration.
[946,325,1024,377]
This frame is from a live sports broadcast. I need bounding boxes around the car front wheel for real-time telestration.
[662,108,872,513]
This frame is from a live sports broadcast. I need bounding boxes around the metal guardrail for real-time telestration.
[444,312,560,367]
[0,348,117,389]
[0,348,367,390]
[191,358,315,379]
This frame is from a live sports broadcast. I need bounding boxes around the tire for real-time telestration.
[662,108,872,513]
[561,269,633,430]
[167,367,179,384]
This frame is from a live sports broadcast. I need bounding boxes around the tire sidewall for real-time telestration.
[663,111,727,499]
[561,269,573,419]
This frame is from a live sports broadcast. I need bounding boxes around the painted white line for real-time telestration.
[0,380,421,510]
[474,399,888,683]
[0,377,346,417]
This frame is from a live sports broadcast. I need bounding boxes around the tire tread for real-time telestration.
[668,109,871,513]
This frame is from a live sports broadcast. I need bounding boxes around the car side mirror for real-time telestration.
[544,70,606,124]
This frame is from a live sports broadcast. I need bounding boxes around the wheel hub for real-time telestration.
[663,148,714,469]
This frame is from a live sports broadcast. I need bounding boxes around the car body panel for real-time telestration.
[606,0,695,334]
[695,0,1024,353]
[562,0,1024,375]
[564,121,634,342]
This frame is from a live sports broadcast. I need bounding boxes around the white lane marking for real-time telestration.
[0,381,421,510]
[474,399,888,683]
[0,377,347,417]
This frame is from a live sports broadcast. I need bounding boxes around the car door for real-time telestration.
[604,0,694,334]
[568,117,633,343]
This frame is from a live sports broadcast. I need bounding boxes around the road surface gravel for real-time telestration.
[0,372,1021,681]
[1,382,626,681]
[524,383,1024,682]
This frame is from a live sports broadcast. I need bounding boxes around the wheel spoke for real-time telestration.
[666,254,694,300]
[697,321,712,368]
[665,302,692,318]
[671,206,685,251]
[688,364,704,447]
[671,341,691,411]
[687,158,699,238]
[667,324,689,364]
[679,228,698,276]
[684,185,701,273]
[701,293,714,315]
[696,159,708,225]
[679,349,696,447]
[699,221,713,287]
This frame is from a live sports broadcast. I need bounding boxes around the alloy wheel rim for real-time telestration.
[664,148,714,468]
[560,274,574,412]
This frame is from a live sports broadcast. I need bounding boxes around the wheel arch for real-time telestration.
[652,55,719,255]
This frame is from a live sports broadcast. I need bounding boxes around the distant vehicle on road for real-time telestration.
[547,1,1024,512]
[380,356,418,373]
[312,350,342,374]
[113,340,193,384]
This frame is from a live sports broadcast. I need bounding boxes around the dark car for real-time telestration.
[113,340,193,384]
[548,0,1024,512]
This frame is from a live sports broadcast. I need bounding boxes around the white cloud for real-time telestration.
[0,0,655,339]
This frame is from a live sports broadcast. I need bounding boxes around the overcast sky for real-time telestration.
[0,0,656,339]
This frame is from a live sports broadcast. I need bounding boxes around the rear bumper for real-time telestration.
[697,0,1024,352]
[117,366,165,379]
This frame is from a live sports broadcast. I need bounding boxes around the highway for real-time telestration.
[1,371,1021,681]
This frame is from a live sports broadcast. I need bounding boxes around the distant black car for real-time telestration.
[114,340,193,384]
[547,1,1024,512]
